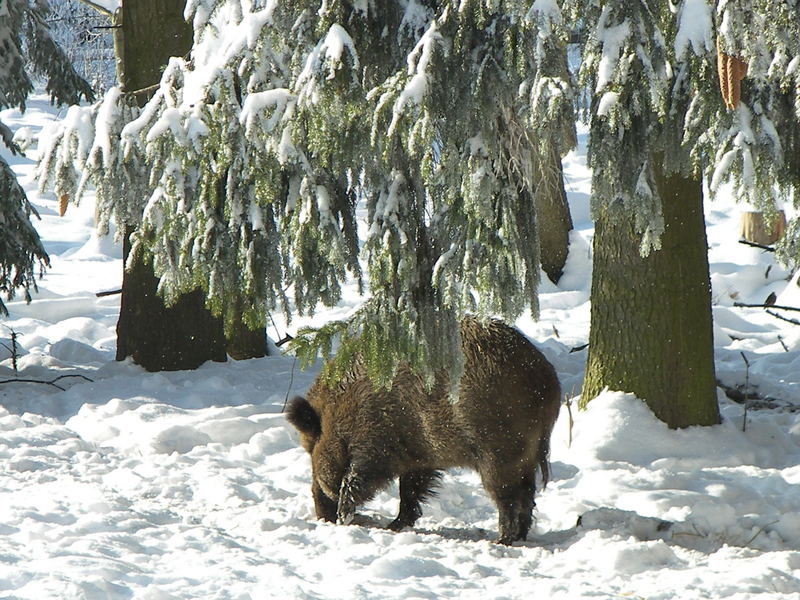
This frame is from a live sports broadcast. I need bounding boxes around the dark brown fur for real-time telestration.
[286,316,561,544]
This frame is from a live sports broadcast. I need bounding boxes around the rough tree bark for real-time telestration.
[111,0,229,371]
[582,157,720,429]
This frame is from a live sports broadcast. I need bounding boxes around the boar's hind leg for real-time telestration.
[388,469,442,531]
[514,473,537,542]
[485,471,536,545]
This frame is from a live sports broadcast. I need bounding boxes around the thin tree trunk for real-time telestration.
[582,157,720,428]
[536,147,573,283]
[113,0,228,370]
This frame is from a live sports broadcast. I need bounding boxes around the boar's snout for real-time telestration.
[286,396,352,523]
[312,480,337,522]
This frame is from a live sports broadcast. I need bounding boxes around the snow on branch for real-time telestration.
[387,20,442,136]
[674,0,713,60]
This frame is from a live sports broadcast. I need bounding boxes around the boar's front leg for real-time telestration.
[388,469,441,531]
[336,458,392,525]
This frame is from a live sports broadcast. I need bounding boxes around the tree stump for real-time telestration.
[739,210,786,246]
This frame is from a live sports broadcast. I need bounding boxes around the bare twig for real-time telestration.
[266,310,282,344]
[766,310,800,326]
[265,310,295,348]
[733,302,800,313]
[744,520,780,546]
[1,326,20,374]
[282,356,298,412]
[123,83,160,99]
[738,239,776,252]
[778,336,789,352]
[569,343,588,353]
[0,374,93,391]
[96,288,122,298]
[740,352,750,433]
[565,386,576,448]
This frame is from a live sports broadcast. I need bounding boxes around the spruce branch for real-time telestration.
[0,122,22,156]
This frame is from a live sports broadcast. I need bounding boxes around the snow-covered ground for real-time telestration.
[1,97,799,599]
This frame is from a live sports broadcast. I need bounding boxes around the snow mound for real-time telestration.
[546,391,800,554]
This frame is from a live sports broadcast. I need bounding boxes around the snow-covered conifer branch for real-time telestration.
[36,0,577,383]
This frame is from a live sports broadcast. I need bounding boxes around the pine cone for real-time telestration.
[716,38,747,110]
[59,194,69,217]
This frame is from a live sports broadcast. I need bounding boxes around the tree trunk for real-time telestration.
[536,147,573,283]
[116,230,227,370]
[582,158,720,428]
[225,297,267,360]
[113,0,228,370]
[114,0,191,99]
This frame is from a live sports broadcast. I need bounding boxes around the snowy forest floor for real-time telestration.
[0,96,799,599]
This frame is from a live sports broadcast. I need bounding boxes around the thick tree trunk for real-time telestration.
[116,230,227,369]
[113,0,229,370]
[114,0,191,98]
[582,158,720,428]
[536,147,573,283]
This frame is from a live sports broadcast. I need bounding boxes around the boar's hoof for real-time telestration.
[496,526,528,546]
[337,511,355,526]
[497,535,514,546]
[386,517,411,532]
[387,504,423,532]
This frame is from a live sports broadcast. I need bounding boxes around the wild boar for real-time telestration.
[286,316,561,545]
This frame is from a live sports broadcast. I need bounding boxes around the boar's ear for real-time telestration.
[285,396,321,438]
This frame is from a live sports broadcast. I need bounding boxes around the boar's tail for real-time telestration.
[537,437,552,489]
